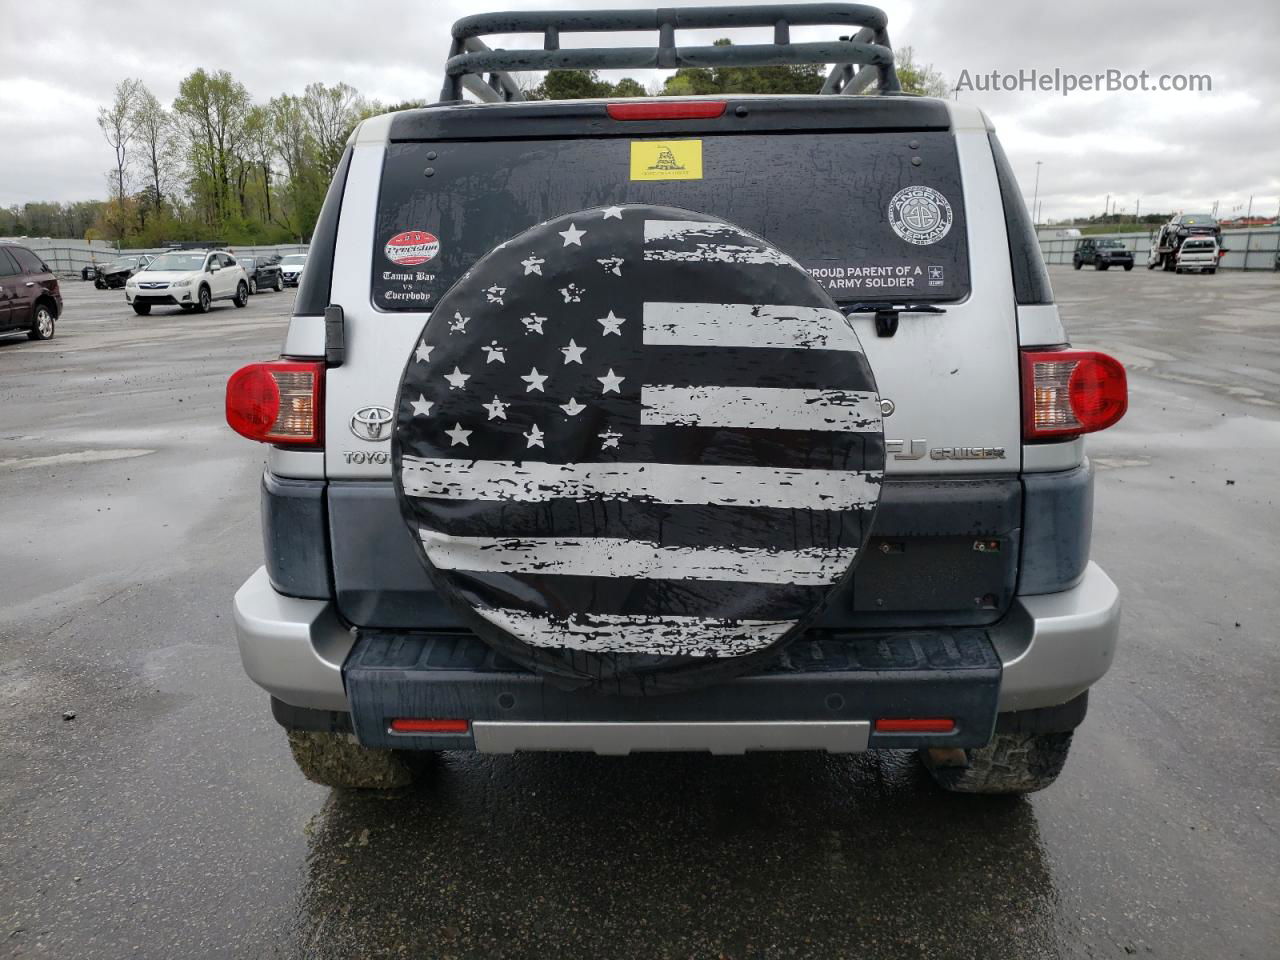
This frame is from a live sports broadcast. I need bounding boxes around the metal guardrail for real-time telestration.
[1038,228,1279,271]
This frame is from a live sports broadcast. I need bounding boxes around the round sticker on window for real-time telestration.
[385,230,440,266]
[888,186,953,246]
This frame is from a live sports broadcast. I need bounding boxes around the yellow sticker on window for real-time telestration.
[630,140,703,181]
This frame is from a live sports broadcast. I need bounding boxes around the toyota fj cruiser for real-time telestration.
[227,4,1126,794]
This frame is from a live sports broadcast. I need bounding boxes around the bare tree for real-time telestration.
[129,84,179,217]
[97,78,142,240]
[301,82,365,173]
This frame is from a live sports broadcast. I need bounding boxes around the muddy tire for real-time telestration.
[286,730,431,790]
[921,731,1073,795]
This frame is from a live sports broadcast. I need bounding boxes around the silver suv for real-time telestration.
[227,3,1126,794]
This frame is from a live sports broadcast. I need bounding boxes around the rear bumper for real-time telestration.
[233,562,1119,750]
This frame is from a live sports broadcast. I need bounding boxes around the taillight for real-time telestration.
[1021,348,1127,440]
[389,718,469,734]
[607,101,727,120]
[226,360,323,445]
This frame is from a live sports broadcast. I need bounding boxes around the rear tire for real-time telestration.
[273,275,283,292]
[1072,259,1082,270]
[28,303,55,340]
[922,731,1073,795]
[286,730,431,790]
[1123,264,1133,271]
[1207,267,1217,275]
[131,303,152,316]
[248,277,258,295]
[233,281,249,308]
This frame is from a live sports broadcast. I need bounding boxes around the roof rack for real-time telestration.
[439,3,901,103]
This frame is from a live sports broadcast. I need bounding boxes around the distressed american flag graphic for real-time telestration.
[394,205,884,664]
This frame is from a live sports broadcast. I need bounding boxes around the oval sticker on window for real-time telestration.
[385,230,440,266]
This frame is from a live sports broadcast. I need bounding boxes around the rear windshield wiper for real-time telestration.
[843,301,948,338]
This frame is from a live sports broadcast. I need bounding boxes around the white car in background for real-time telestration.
[125,250,250,315]
[1175,237,1219,274]
[278,253,307,287]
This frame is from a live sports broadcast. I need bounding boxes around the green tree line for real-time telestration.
[2,44,945,247]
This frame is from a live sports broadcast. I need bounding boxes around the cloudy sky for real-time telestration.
[1,0,1277,222]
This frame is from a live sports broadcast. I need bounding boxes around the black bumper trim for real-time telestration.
[344,628,1002,752]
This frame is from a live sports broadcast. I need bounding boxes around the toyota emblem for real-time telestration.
[350,405,393,442]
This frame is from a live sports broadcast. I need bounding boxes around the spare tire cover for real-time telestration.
[393,205,884,694]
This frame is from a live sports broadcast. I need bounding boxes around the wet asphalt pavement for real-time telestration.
[1,268,1278,959]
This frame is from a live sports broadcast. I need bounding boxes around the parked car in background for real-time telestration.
[278,253,306,286]
[1175,236,1219,274]
[125,250,249,315]
[94,254,154,289]
[0,242,61,341]
[240,256,284,294]
[1073,238,1134,271]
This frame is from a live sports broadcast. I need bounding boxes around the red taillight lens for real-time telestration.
[874,717,956,734]
[1022,349,1127,440]
[607,101,727,120]
[226,360,323,445]
[389,718,469,734]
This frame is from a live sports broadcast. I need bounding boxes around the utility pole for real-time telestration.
[1135,197,1140,223]
[1104,193,1110,220]
[1246,194,1253,221]
[1031,161,1042,225]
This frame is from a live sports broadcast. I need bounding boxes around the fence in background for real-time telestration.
[0,239,310,278]
[1038,227,1279,271]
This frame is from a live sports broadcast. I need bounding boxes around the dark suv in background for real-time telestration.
[1073,238,1134,271]
[0,243,60,341]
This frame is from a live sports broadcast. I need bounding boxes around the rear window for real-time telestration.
[9,246,47,273]
[371,132,971,310]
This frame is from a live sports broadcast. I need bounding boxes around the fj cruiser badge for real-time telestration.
[385,230,440,266]
[350,405,394,442]
[888,186,953,245]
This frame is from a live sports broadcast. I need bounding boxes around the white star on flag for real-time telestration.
[560,339,586,364]
[482,341,506,363]
[521,314,546,334]
[597,310,626,336]
[560,397,585,416]
[410,394,433,416]
[521,367,549,392]
[414,340,433,363]
[523,424,545,448]
[521,255,545,276]
[445,423,471,446]
[444,366,470,389]
[598,427,622,449]
[597,369,625,394]
[601,206,624,219]
[450,312,470,333]
[597,257,624,276]
[558,223,586,246]
[486,285,506,304]
[483,396,509,420]
[560,284,583,303]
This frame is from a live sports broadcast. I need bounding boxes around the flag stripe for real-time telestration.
[640,385,882,432]
[643,220,800,267]
[450,570,828,622]
[400,456,881,510]
[640,344,876,390]
[642,301,863,352]
[420,531,857,584]
[474,606,795,656]
[414,497,869,551]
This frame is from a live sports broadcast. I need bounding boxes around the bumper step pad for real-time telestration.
[345,628,1002,753]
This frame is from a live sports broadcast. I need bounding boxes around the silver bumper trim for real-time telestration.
[471,721,871,755]
[234,567,353,711]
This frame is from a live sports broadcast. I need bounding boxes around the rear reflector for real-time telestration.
[607,101,727,120]
[1021,348,1127,440]
[226,360,324,445]
[874,717,956,734]
[389,718,469,734]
